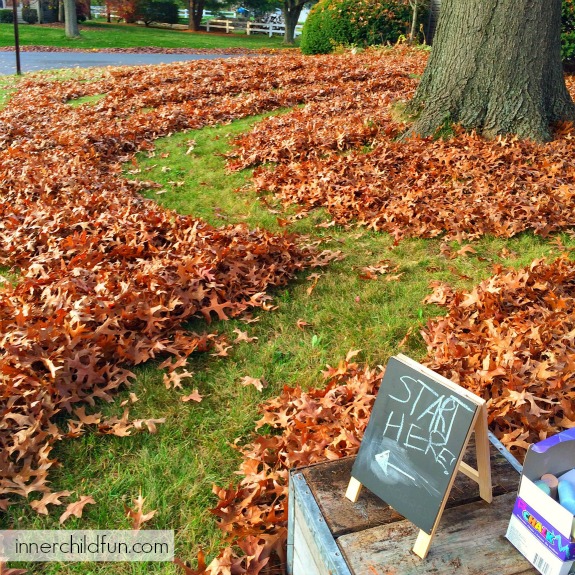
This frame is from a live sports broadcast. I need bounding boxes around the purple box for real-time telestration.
[506,429,575,575]
[512,497,575,561]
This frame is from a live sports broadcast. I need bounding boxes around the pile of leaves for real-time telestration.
[0,48,421,574]
[423,255,575,457]
[172,50,575,574]
[4,46,575,574]
[176,353,382,575]
[228,67,575,242]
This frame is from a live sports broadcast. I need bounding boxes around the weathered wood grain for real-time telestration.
[291,472,352,575]
[302,440,519,538]
[337,492,535,575]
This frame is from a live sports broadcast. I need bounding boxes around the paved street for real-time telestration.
[0,50,237,75]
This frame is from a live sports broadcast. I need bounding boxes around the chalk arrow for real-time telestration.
[375,450,415,481]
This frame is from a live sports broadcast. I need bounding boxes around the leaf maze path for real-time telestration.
[1,52,389,511]
[2,48,575,574]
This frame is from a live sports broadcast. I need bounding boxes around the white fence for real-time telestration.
[89,6,303,36]
[184,9,235,19]
[90,7,235,20]
[205,19,303,37]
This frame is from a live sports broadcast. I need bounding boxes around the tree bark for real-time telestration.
[188,0,204,31]
[405,0,575,141]
[408,0,418,43]
[63,0,80,37]
[282,0,304,44]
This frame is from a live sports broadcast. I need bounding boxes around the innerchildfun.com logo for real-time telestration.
[0,530,174,562]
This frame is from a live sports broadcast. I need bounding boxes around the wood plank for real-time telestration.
[337,492,536,575]
[459,460,480,481]
[302,440,519,538]
[293,516,325,575]
[290,472,352,575]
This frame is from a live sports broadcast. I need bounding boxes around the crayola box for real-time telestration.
[506,429,575,575]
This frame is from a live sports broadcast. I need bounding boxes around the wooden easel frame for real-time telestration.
[345,361,492,560]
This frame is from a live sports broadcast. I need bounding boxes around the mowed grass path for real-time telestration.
[0,21,291,50]
[1,73,574,575]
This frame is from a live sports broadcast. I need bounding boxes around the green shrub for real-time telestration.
[563,0,575,60]
[300,3,339,55]
[137,0,179,25]
[300,0,415,55]
[22,6,38,23]
[0,8,13,23]
[563,32,575,61]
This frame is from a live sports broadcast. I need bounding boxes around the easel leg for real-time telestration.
[345,477,362,503]
[413,530,433,559]
[457,407,493,504]
[474,404,493,503]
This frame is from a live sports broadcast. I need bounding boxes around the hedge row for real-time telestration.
[563,0,575,60]
[300,0,420,55]
[302,0,575,59]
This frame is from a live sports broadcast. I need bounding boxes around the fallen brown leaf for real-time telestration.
[59,496,96,525]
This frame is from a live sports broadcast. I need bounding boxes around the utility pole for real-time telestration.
[13,0,21,75]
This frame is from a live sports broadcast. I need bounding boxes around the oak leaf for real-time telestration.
[296,319,312,330]
[30,491,73,515]
[125,493,156,530]
[181,390,203,403]
[59,496,96,525]
[240,377,266,392]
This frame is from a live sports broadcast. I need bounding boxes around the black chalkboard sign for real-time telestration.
[350,354,483,535]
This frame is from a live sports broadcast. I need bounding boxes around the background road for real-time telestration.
[0,50,236,75]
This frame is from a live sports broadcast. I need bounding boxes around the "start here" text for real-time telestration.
[382,376,474,474]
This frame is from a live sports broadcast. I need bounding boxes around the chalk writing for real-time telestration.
[351,355,481,535]
[375,449,416,481]
[383,376,474,474]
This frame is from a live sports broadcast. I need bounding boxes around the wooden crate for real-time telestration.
[287,436,538,575]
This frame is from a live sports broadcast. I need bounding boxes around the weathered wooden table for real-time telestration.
[287,438,538,575]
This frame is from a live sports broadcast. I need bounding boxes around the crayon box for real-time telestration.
[506,429,575,575]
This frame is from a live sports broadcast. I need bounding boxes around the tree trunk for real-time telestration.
[408,0,418,43]
[188,0,204,31]
[63,0,79,37]
[58,0,64,22]
[282,0,303,44]
[405,0,575,141]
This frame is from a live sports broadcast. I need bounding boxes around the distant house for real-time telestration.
[2,0,46,22]
[2,0,87,23]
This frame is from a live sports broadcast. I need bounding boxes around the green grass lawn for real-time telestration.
[0,20,292,50]
[2,72,574,575]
